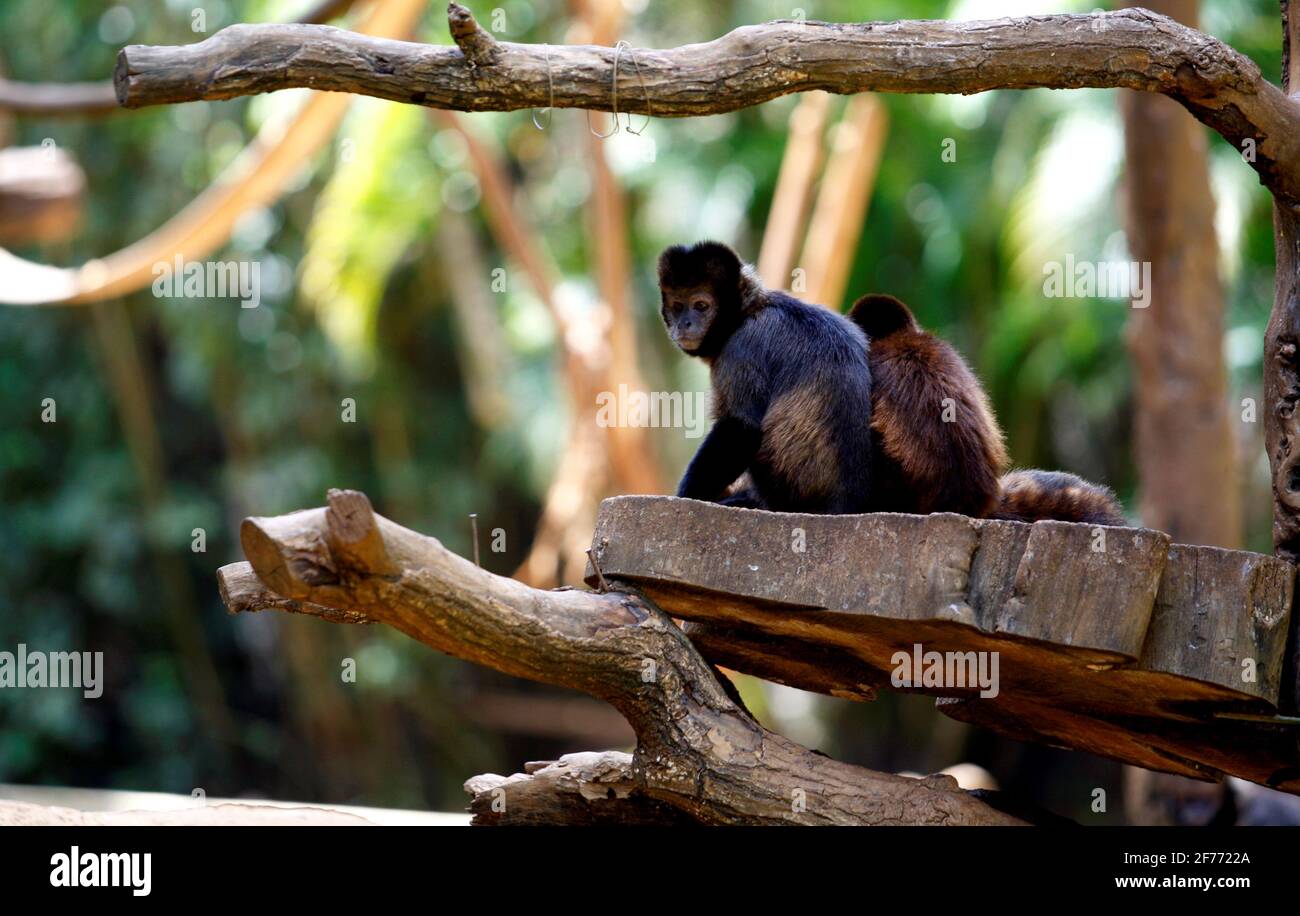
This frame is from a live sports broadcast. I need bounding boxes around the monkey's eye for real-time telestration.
[691,300,711,313]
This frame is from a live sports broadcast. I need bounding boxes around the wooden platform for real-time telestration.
[586,497,1300,793]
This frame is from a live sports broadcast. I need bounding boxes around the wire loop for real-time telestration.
[531,44,554,131]
[617,40,653,135]
[587,40,653,138]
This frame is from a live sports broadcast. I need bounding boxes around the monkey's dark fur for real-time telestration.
[850,294,1006,517]
[658,241,874,514]
[849,293,1127,526]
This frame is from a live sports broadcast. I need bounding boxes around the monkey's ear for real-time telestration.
[657,244,693,285]
[689,241,743,278]
[848,294,919,340]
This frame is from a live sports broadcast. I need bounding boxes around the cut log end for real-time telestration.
[112,49,131,107]
[239,509,339,600]
[325,487,385,564]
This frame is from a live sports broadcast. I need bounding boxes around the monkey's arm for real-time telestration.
[677,416,762,502]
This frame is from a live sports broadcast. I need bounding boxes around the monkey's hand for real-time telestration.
[718,488,767,510]
[676,416,762,503]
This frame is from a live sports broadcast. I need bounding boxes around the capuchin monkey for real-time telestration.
[656,241,1124,526]
[658,241,874,514]
[849,293,1126,526]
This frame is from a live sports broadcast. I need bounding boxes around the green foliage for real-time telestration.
[0,0,1287,814]
[301,99,439,374]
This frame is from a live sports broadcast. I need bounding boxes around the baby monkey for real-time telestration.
[849,293,1125,526]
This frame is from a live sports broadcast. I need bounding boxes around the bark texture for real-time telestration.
[220,489,1024,825]
[1265,1,1300,717]
[113,6,1300,204]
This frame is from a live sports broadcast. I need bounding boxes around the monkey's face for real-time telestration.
[661,285,719,354]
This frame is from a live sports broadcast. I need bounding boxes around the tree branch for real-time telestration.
[447,0,500,67]
[463,752,695,825]
[224,489,1022,825]
[113,5,1300,203]
[217,561,374,624]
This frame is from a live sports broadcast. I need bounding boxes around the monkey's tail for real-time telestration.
[992,470,1127,526]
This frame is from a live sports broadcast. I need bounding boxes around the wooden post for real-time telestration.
[1267,1,1300,562]
[1266,1,1300,712]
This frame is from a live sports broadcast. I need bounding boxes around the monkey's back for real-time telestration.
[714,295,875,514]
[867,327,1006,516]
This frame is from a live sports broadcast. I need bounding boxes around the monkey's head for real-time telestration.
[848,293,920,342]
[657,241,747,357]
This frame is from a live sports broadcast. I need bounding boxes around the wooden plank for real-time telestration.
[940,696,1300,794]
[586,496,1299,791]
[588,497,1170,686]
[1140,544,1294,703]
[937,696,1223,783]
[591,498,984,620]
[988,520,1167,655]
[681,621,879,702]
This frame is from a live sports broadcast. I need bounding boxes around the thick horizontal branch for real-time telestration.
[114,5,1300,203]
[224,488,1022,825]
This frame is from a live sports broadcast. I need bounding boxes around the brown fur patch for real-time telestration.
[995,470,1127,526]
[758,387,840,505]
[850,293,1123,523]
[869,329,1007,517]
